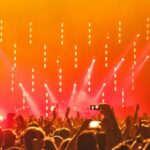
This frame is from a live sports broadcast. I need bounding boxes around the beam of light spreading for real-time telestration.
[72,83,77,96]
[136,43,150,64]
[106,57,125,83]
[122,55,150,93]
[122,43,150,91]
[121,34,140,58]
[19,83,41,117]
[94,58,125,102]
[135,55,150,76]
[74,90,92,110]
[115,57,125,71]
[83,58,96,87]
[44,83,57,103]
[113,44,150,104]
[71,58,96,109]
[95,83,106,101]
[69,82,77,108]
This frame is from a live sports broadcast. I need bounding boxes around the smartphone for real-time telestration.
[89,121,101,128]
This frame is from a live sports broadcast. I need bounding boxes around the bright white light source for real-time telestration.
[46,100,48,104]
[92,59,96,63]
[0,20,3,24]
[88,29,91,33]
[59,81,62,86]
[121,58,125,62]
[74,45,77,50]
[75,64,78,68]
[46,113,48,117]
[29,21,32,26]
[137,34,140,38]
[88,41,91,45]
[59,68,62,73]
[56,59,59,64]
[59,88,62,93]
[32,68,35,72]
[106,35,110,39]
[146,55,150,59]
[89,121,101,128]
[88,87,91,92]
[74,83,77,87]
[44,45,47,50]
[50,106,55,112]
[19,83,22,87]
[59,75,62,80]
[46,93,49,97]
[114,67,117,72]
[103,83,106,87]
[74,52,78,56]
[61,22,64,27]
[61,29,64,33]
[44,83,48,88]
[0,115,4,121]
[14,44,17,48]
[118,20,122,25]
[88,23,91,27]
[32,88,35,92]
[32,75,35,79]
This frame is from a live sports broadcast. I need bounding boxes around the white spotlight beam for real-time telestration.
[94,58,125,102]
[44,84,57,103]
[83,58,96,87]
[121,55,150,92]
[69,83,77,107]
[95,83,106,101]
[19,84,41,117]
[134,55,150,76]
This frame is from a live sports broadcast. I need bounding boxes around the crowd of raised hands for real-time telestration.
[0,104,149,150]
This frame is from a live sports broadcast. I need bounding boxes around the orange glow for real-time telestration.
[0,0,150,115]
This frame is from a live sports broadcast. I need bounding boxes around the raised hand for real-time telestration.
[52,107,57,121]
[132,104,140,124]
[99,104,122,149]
[65,107,70,119]
[122,115,132,140]
[65,119,92,150]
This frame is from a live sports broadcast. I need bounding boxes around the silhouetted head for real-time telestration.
[3,129,16,149]
[96,131,106,150]
[77,130,98,150]
[58,128,70,139]
[45,137,57,150]
[24,127,45,150]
